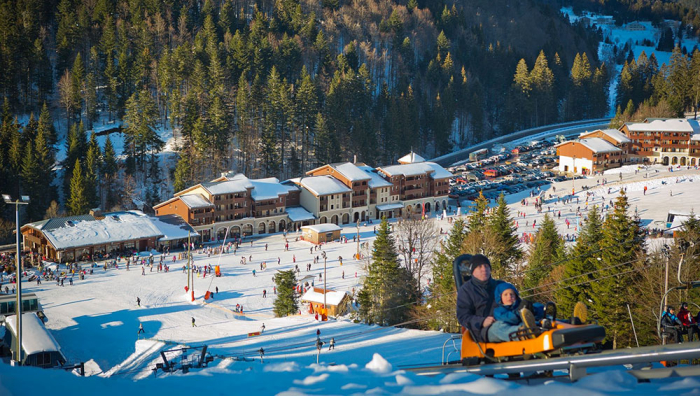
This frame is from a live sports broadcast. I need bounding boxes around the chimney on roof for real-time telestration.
[90,208,104,219]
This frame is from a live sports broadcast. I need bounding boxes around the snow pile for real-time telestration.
[365,353,392,374]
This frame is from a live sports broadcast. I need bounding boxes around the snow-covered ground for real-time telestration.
[1,166,699,394]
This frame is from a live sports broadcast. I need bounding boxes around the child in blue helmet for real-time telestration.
[488,282,543,342]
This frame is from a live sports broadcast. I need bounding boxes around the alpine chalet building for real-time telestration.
[154,153,451,242]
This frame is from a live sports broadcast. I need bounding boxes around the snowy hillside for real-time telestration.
[1,165,700,394]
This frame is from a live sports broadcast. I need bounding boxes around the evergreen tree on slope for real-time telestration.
[358,217,417,325]
[556,205,603,316]
[425,218,466,332]
[591,191,644,349]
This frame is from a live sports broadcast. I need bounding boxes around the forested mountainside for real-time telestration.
[0,0,609,232]
[564,0,700,31]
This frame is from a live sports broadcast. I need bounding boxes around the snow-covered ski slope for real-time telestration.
[1,165,700,394]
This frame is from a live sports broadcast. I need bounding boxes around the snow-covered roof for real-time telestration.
[398,152,426,164]
[379,162,452,179]
[179,194,214,209]
[299,176,352,196]
[26,215,95,232]
[300,288,349,306]
[32,211,196,250]
[376,203,404,211]
[357,165,393,189]
[332,163,371,182]
[5,313,65,358]
[423,162,453,179]
[625,119,700,133]
[600,129,632,143]
[302,224,341,233]
[692,134,700,141]
[151,215,199,241]
[558,138,621,154]
[202,175,253,195]
[286,206,316,222]
[577,138,622,154]
[249,178,296,201]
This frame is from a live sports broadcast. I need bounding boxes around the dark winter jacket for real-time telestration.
[493,283,522,326]
[661,311,682,328]
[456,276,503,343]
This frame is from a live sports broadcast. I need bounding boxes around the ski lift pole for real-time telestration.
[627,304,639,348]
[187,231,191,292]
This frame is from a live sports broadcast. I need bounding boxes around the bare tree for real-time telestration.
[395,216,440,290]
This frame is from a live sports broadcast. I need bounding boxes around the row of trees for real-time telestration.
[509,50,610,131]
[354,189,699,349]
[612,47,700,126]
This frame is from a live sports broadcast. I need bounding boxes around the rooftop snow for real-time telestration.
[357,165,393,188]
[626,118,700,133]
[299,176,352,196]
[379,162,452,179]
[286,206,316,222]
[151,215,199,241]
[5,313,65,358]
[34,211,196,250]
[577,138,622,154]
[249,178,296,201]
[332,163,371,182]
[302,224,341,233]
[398,152,426,164]
[583,129,632,143]
[559,138,621,154]
[179,194,214,209]
[300,288,349,306]
[202,178,253,195]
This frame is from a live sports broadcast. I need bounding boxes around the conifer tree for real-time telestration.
[555,205,603,316]
[523,213,561,296]
[425,218,466,332]
[358,217,417,325]
[34,120,56,217]
[68,159,89,215]
[467,191,489,234]
[273,269,298,317]
[20,141,41,220]
[591,191,644,349]
[487,193,521,279]
[84,132,101,208]
[173,155,192,193]
[102,137,118,210]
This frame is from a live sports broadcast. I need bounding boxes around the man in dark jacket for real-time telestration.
[456,254,504,343]
[661,306,683,343]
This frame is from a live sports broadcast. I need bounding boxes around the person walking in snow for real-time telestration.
[261,323,266,333]
[263,289,267,298]
[328,337,335,350]
[138,323,145,334]
[192,317,197,327]
[216,286,219,295]
[137,297,141,307]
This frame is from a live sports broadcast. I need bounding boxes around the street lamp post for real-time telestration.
[322,251,327,319]
[3,194,30,366]
[356,220,360,260]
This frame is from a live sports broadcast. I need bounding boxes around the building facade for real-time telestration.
[154,153,452,239]
[620,118,700,166]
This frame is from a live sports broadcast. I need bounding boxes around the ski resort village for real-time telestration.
[5,0,700,394]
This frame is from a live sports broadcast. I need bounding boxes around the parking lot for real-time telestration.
[447,140,574,201]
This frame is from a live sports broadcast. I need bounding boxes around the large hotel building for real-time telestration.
[557,118,700,175]
[153,153,451,241]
